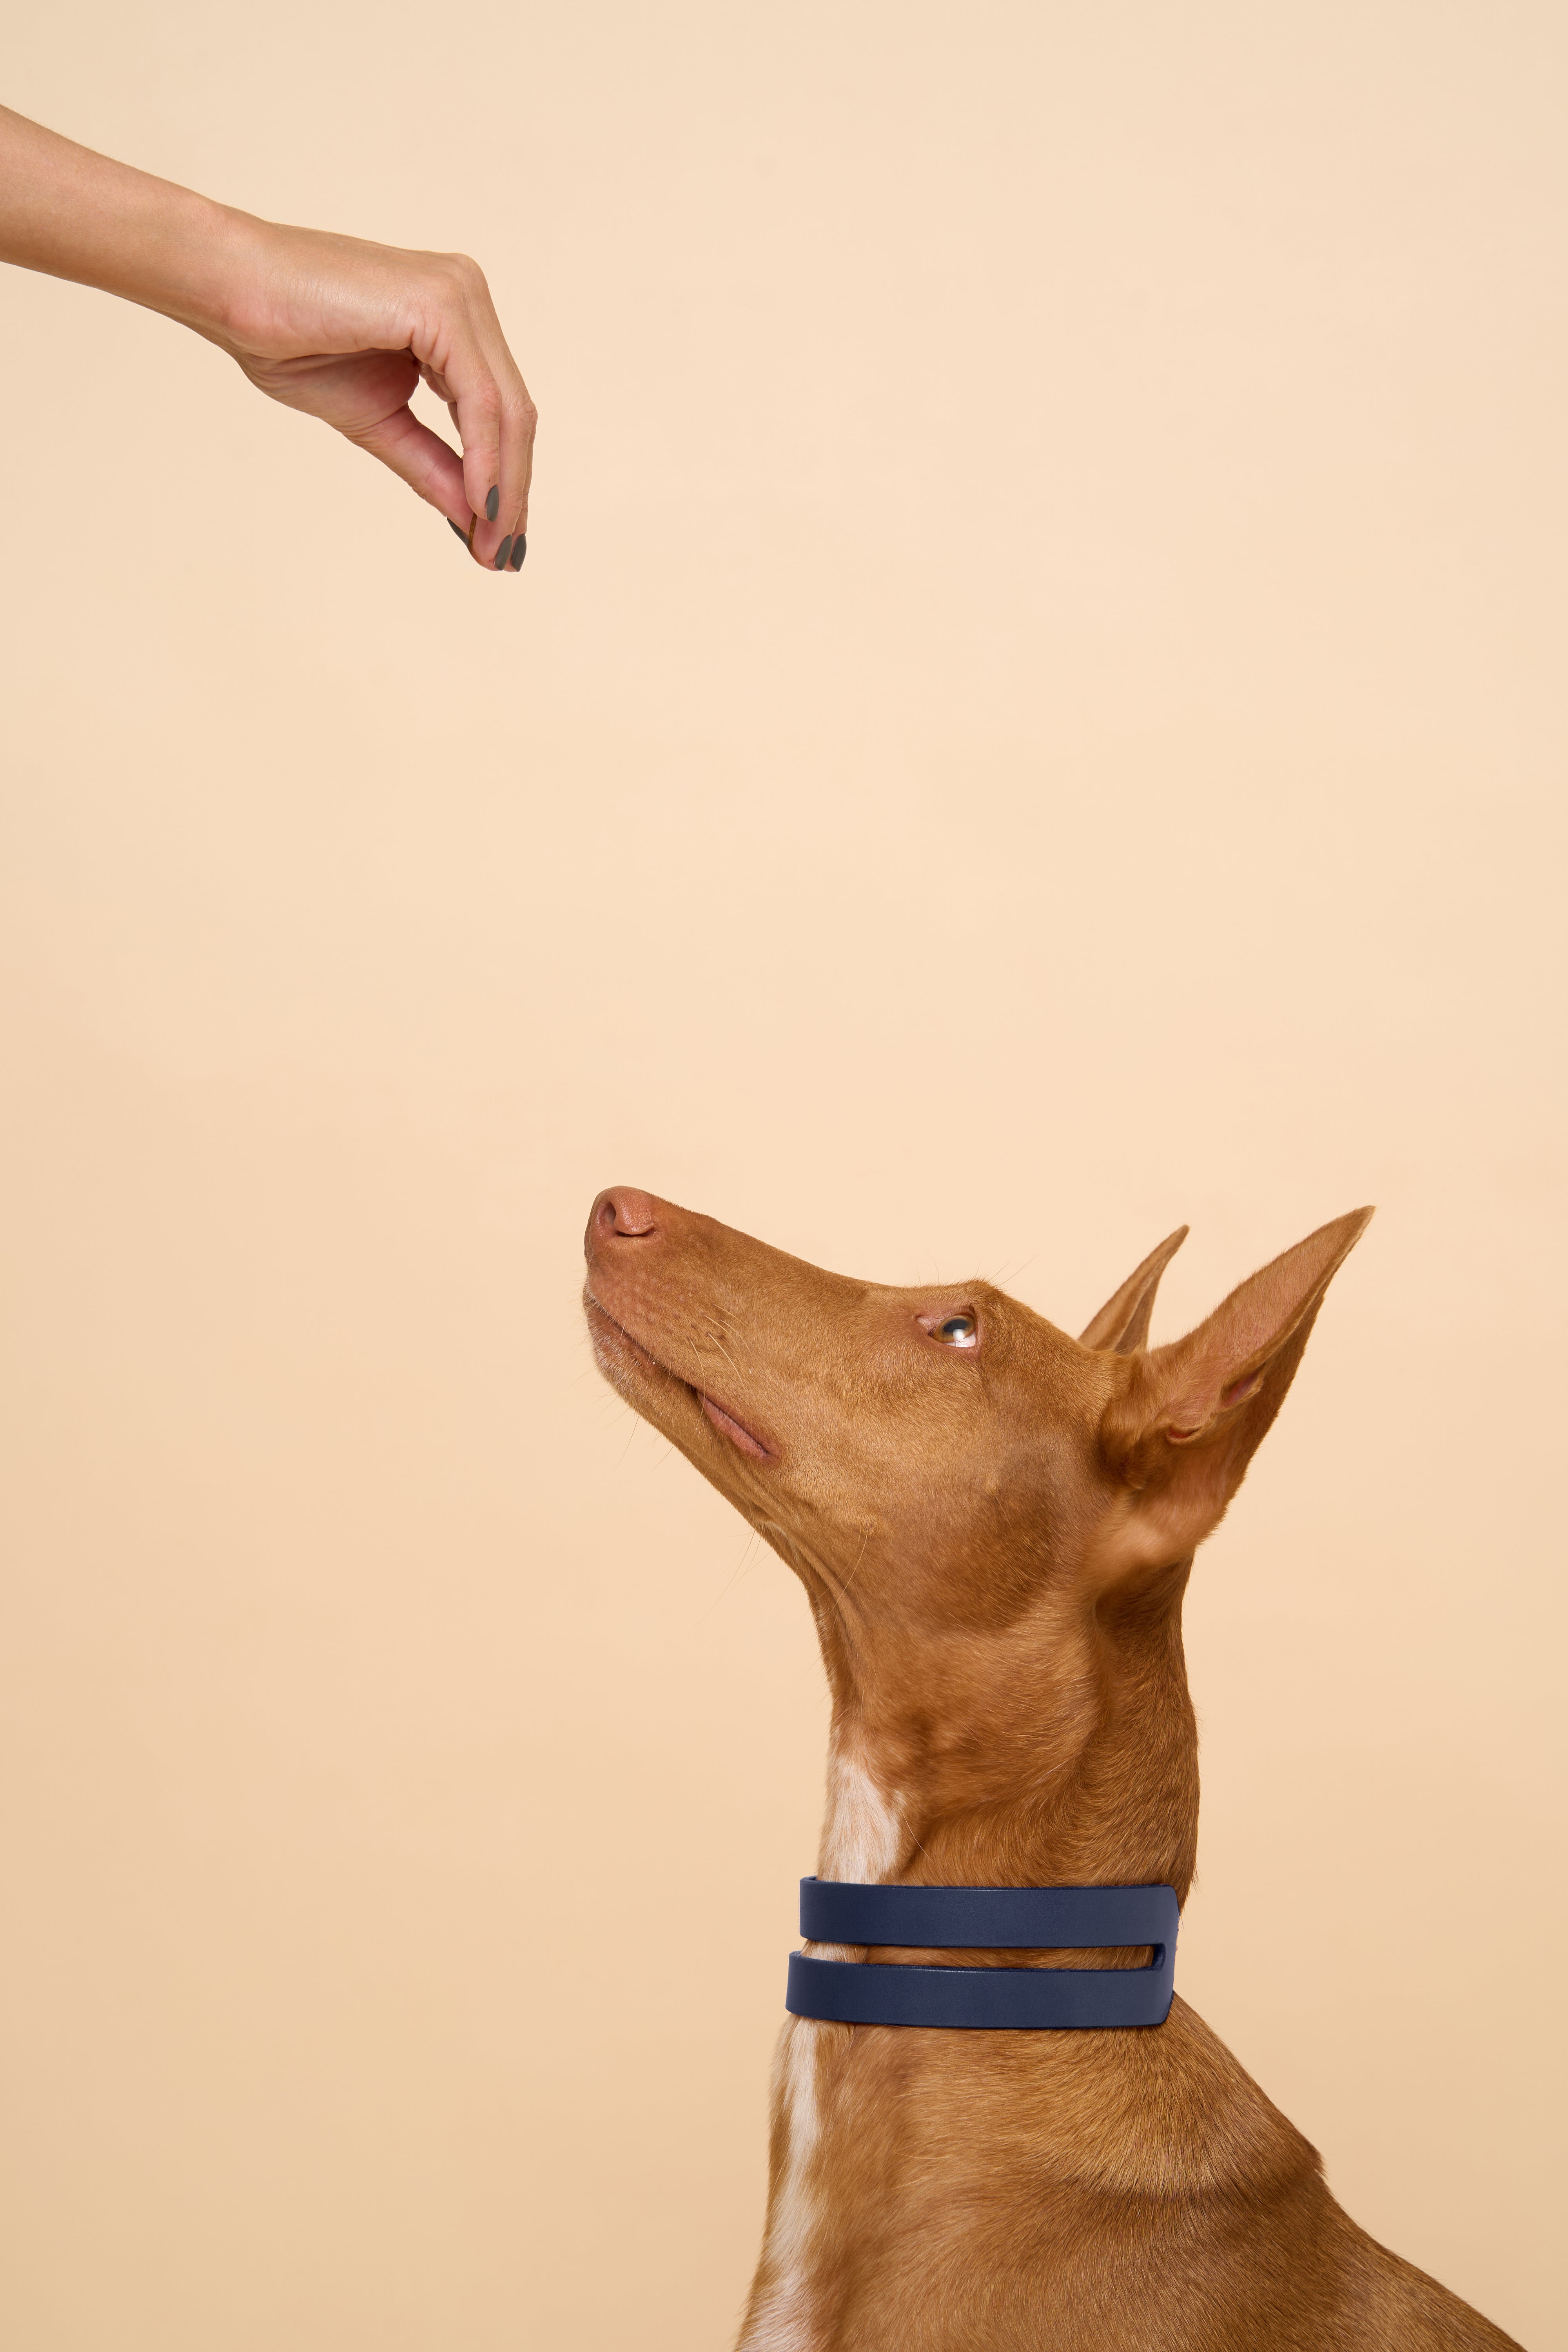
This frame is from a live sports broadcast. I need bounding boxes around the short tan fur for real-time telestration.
[583,1188,1521,2352]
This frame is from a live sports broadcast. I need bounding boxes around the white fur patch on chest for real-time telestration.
[739,2018,824,2351]
[820,1740,902,1885]
[738,1742,904,2349]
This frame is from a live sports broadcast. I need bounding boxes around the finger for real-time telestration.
[507,378,536,543]
[484,338,535,547]
[343,403,481,546]
[469,316,535,550]
[409,260,532,563]
[452,370,531,564]
[443,335,508,560]
[439,271,534,560]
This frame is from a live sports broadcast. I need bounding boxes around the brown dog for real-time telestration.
[583,1187,1522,2351]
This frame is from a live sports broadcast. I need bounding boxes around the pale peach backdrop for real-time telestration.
[2,5,1564,2347]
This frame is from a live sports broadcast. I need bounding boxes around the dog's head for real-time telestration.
[583,1189,1371,1647]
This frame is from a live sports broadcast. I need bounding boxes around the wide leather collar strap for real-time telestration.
[786,1878,1179,2031]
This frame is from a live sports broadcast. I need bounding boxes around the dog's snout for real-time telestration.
[588,1187,660,1249]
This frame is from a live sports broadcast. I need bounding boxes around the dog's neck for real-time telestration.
[740,1561,1210,2352]
[811,1557,1200,1902]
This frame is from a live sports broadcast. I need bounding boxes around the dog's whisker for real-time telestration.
[835,1517,874,1599]
[697,1528,761,1621]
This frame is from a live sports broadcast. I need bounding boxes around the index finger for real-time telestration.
[464,324,535,568]
[420,256,534,565]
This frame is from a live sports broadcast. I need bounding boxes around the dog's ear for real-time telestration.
[1097,1209,1373,1571]
[1079,1226,1189,1354]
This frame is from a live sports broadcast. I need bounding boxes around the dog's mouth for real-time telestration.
[583,1289,777,1463]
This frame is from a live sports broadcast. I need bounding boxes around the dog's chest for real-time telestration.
[739,1742,903,2349]
[738,2018,826,2350]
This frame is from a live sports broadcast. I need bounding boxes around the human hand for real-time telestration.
[215,218,535,571]
[0,106,534,570]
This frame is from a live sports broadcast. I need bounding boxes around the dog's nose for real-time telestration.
[588,1187,660,1248]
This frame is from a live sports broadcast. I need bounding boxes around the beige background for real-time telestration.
[2,5,1564,2347]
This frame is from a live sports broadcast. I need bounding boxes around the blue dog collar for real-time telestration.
[785,1878,1178,2031]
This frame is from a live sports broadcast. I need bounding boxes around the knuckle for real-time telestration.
[430,253,486,314]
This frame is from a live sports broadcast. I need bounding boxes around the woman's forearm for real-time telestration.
[0,104,250,338]
[0,102,534,564]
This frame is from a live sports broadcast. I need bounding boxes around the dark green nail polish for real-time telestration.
[494,535,513,570]
[510,533,527,570]
[485,485,500,522]
[448,518,466,544]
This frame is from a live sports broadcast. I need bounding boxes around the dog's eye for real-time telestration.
[935,1314,978,1348]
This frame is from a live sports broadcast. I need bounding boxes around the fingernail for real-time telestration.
[448,518,466,544]
[485,485,500,522]
[509,533,527,571]
[494,534,513,571]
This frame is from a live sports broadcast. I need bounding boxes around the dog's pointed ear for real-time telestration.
[1079,1226,1189,1354]
[1098,1209,1373,1570]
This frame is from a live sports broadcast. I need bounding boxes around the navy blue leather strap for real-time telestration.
[786,1879,1178,2031]
[799,1878,1176,1950]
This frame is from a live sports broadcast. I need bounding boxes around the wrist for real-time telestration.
[182,202,273,345]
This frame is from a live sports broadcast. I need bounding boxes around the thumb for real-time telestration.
[346,403,472,535]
